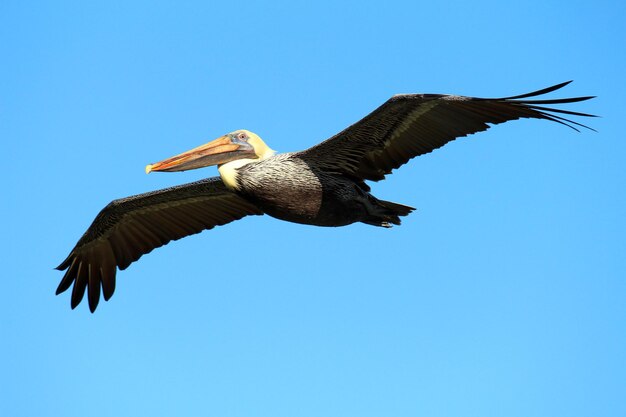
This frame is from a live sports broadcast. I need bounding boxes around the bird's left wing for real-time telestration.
[56,177,263,312]
[296,81,596,182]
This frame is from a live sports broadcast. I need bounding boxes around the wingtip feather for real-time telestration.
[55,254,73,271]
[499,80,575,100]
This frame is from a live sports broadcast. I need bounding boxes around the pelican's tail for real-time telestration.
[363,199,416,228]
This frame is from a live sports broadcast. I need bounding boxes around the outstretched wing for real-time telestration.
[297,81,596,182]
[56,177,263,312]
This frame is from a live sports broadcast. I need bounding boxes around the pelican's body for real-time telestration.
[56,82,596,312]
[226,153,412,227]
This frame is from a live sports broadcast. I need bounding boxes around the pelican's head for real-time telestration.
[146,130,275,173]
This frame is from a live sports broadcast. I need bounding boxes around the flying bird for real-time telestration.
[56,81,596,312]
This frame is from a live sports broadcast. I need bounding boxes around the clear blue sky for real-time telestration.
[2,1,624,416]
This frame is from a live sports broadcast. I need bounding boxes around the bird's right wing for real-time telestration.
[55,177,263,312]
[296,81,596,182]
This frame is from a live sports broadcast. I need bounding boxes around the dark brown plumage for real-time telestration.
[56,81,596,312]
[298,81,594,182]
[56,178,262,311]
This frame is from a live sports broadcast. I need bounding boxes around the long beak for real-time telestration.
[146,135,256,173]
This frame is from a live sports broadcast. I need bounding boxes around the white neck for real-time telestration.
[218,158,254,190]
[218,147,276,190]
[217,133,276,190]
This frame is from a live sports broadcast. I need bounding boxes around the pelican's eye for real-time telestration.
[237,132,247,140]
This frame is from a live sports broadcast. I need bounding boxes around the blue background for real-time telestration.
[2,1,624,416]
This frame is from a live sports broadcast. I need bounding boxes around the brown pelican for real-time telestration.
[56,81,595,312]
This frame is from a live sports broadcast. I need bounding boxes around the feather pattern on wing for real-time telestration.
[297,81,596,181]
[55,177,263,312]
